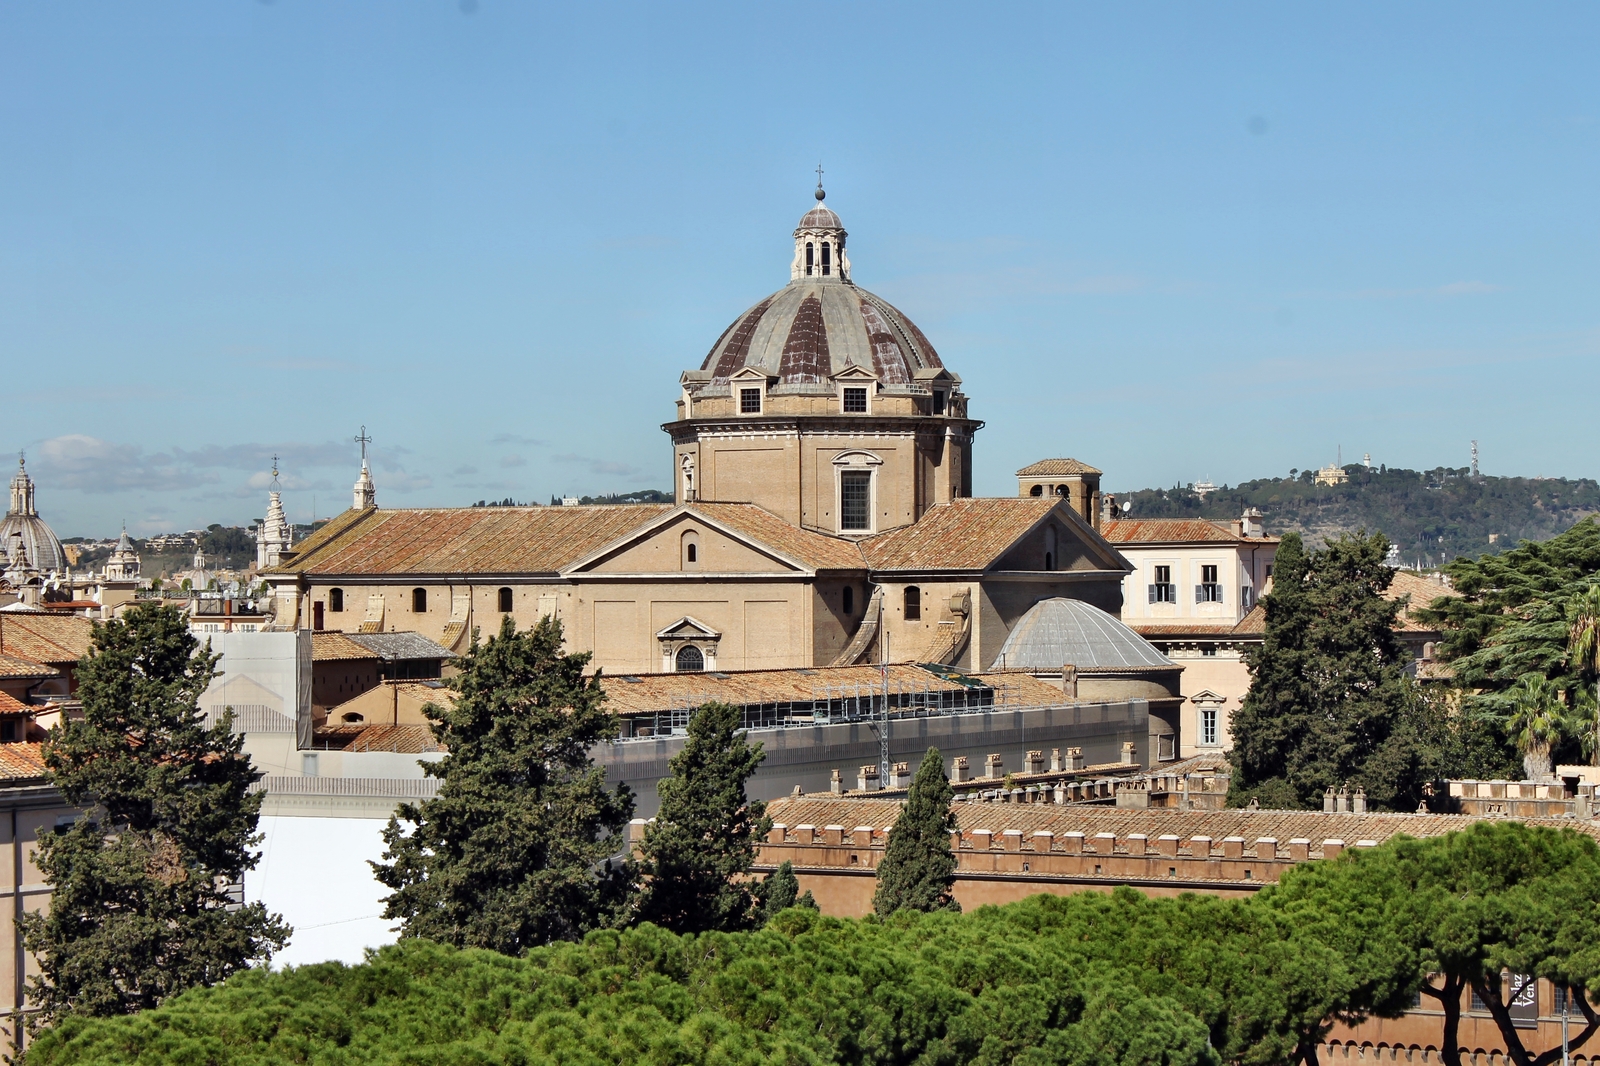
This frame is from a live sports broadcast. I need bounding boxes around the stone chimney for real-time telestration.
[984,753,1004,780]
[829,768,843,795]
[1024,750,1044,774]
[1323,787,1335,813]
[857,765,880,792]
[890,761,910,788]
[1061,664,1078,700]
[1352,787,1367,815]
[1120,741,1136,766]
[950,756,970,783]
[1065,747,1085,771]
[1240,507,1264,538]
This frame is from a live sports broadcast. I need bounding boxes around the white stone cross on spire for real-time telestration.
[353,426,376,509]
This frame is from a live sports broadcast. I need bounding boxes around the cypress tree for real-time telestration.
[1229,532,1421,809]
[372,615,634,953]
[873,747,960,915]
[23,603,290,1023]
[635,701,770,933]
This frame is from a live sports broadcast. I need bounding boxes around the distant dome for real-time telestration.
[700,197,945,386]
[997,598,1173,670]
[1,457,67,574]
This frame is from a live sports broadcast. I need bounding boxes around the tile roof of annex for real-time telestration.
[598,662,1068,717]
[273,504,673,577]
[860,498,1078,572]
[686,503,867,572]
[1102,519,1278,546]
[1386,570,1459,632]
[310,632,381,662]
[762,796,1600,849]
[0,653,60,679]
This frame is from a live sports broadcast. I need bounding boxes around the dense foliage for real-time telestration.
[1119,465,1600,560]
[24,603,289,1024]
[28,822,1600,1066]
[634,701,771,933]
[1229,533,1433,810]
[873,747,960,915]
[372,615,635,953]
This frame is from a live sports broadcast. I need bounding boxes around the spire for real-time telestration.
[353,426,376,510]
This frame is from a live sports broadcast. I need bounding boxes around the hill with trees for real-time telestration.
[1116,465,1600,562]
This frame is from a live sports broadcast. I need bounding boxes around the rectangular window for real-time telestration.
[1241,586,1253,609]
[740,387,762,414]
[1148,564,1176,603]
[1201,645,1217,657]
[840,470,871,531]
[932,390,946,414]
[843,386,868,413]
[1202,564,1218,583]
[1201,708,1218,746]
[1197,564,1223,603]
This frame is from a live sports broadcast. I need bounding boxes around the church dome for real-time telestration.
[997,597,1174,671]
[1,457,68,574]
[700,197,945,387]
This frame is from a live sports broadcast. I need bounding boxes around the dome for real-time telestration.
[996,598,1174,671]
[2,457,67,574]
[700,198,945,387]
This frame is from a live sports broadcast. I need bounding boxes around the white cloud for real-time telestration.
[553,453,642,477]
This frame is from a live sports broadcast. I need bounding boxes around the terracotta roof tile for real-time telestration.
[860,498,1063,572]
[310,632,380,662]
[689,504,865,571]
[0,614,93,665]
[1016,458,1102,476]
[0,691,29,715]
[0,743,49,784]
[0,653,59,679]
[345,724,442,753]
[276,504,673,577]
[1103,519,1278,545]
[1386,570,1459,632]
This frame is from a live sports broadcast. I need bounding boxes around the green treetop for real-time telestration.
[371,615,634,954]
[634,700,771,933]
[873,747,959,915]
[23,603,289,1024]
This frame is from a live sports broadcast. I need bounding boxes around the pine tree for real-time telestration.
[372,615,634,954]
[873,747,960,915]
[635,700,770,933]
[1229,532,1422,809]
[22,603,290,1023]
[757,860,817,921]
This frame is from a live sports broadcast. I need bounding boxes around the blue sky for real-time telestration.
[3,3,1597,536]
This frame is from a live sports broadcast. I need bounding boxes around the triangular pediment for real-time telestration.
[560,506,814,577]
[831,364,878,382]
[656,615,720,641]
[1190,690,1227,705]
[728,365,772,382]
[991,499,1132,574]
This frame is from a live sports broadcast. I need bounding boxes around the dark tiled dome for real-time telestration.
[701,281,944,386]
[798,204,842,229]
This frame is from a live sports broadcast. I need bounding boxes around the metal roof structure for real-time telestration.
[996,597,1174,670]
[344,631,457,662]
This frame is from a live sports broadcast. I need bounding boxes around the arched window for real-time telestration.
[687,543,696,562]
[822,242,831,276]
[1029,485,1043,497]
[904,586,921,621]
[843,586,854,616]
[676,645,704,673]
[412,588,427,613]
[806,242,814,275]
[682,530,700,569]
[1056,485,1069,499]
[342,712,364,724]
[329,588,344,613]
[498,587,513,612]
[1044,526,1058,572]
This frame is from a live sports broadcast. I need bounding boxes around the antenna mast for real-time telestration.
[1471,440,1480,478]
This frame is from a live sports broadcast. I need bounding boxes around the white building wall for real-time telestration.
[247,815,396,968]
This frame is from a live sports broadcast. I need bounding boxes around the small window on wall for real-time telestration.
[821,241,831,276]
[1149,565,1176,603]
[412,588,427,613]
[329,588,344,613]
[1044,527,1058,572]
[843,586,854,616]
[681,530,700,570]
[806,242,814,275]
[842,386,868,413]
[1197,565,1223,603]
[904,586,921,621]
[676,645,704,673]
[1201,709,1218,746]
[932,390,946,414]
[498,587,513,612]
[740,387,762,414]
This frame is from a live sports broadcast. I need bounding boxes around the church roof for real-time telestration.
[860,498,1104,572]
[687,503,867,571]
[272,504,674,576]
[0,613,93,666]
[1102,519,1274,545]
[2,457,67,574]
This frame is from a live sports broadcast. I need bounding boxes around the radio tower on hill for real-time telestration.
[1471,440,1480,479]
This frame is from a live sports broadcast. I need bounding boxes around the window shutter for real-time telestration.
[1148,584,1156,603]
[1195,585,1203,604]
